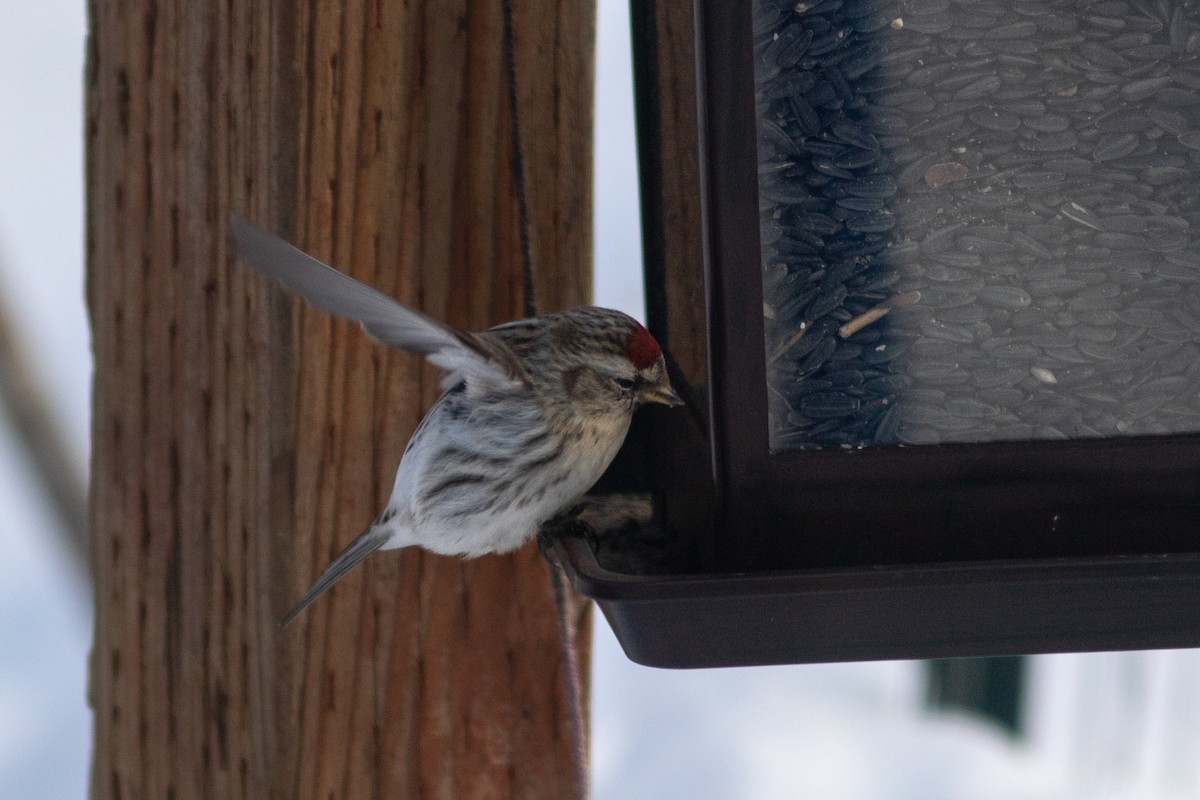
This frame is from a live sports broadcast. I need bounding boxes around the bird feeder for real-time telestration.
[546,0,1200,668]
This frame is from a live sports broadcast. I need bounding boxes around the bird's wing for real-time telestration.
[230,216,525,392]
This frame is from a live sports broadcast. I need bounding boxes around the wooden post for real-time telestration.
[87,1,594,797]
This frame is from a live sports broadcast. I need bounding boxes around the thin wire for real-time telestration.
[502,0,538,320]
[502,1,589,797]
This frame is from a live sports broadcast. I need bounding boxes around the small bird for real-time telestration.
[230,217,682,624]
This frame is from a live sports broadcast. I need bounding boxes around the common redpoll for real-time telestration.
[230,217,682,624]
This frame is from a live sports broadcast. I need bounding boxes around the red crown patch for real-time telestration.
[624,324,661,370]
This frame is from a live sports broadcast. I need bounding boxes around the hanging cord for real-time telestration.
[503,0,538,322]
[502,1,589,797]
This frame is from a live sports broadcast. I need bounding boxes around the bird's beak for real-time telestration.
[640,381,683,407]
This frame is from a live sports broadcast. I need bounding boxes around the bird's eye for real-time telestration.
[615,377,637,391]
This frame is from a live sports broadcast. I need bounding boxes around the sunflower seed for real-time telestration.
[1177,131,1200,151]
[1121,76,1171,102]
[1094,133,1140,161]
[979,285,1033,310]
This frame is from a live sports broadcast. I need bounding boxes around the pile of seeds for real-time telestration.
[756,0,1200,449]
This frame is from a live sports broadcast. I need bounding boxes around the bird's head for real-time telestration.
[554,309,682,418]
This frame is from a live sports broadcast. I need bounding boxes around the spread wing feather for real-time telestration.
[230,216,525,392]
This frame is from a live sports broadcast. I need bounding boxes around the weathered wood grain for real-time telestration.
[87,1,594,797]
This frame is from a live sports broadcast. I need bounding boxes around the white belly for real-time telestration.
[378,392,630,557]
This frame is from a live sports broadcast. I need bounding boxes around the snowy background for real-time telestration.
[3,1,1200,798]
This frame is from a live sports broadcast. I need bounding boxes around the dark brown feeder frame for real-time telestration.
[546,0,1200,668]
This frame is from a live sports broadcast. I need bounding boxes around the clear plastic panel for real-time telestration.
[755,0,1200,450]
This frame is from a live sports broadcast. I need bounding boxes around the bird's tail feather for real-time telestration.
[282,526,390,626]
